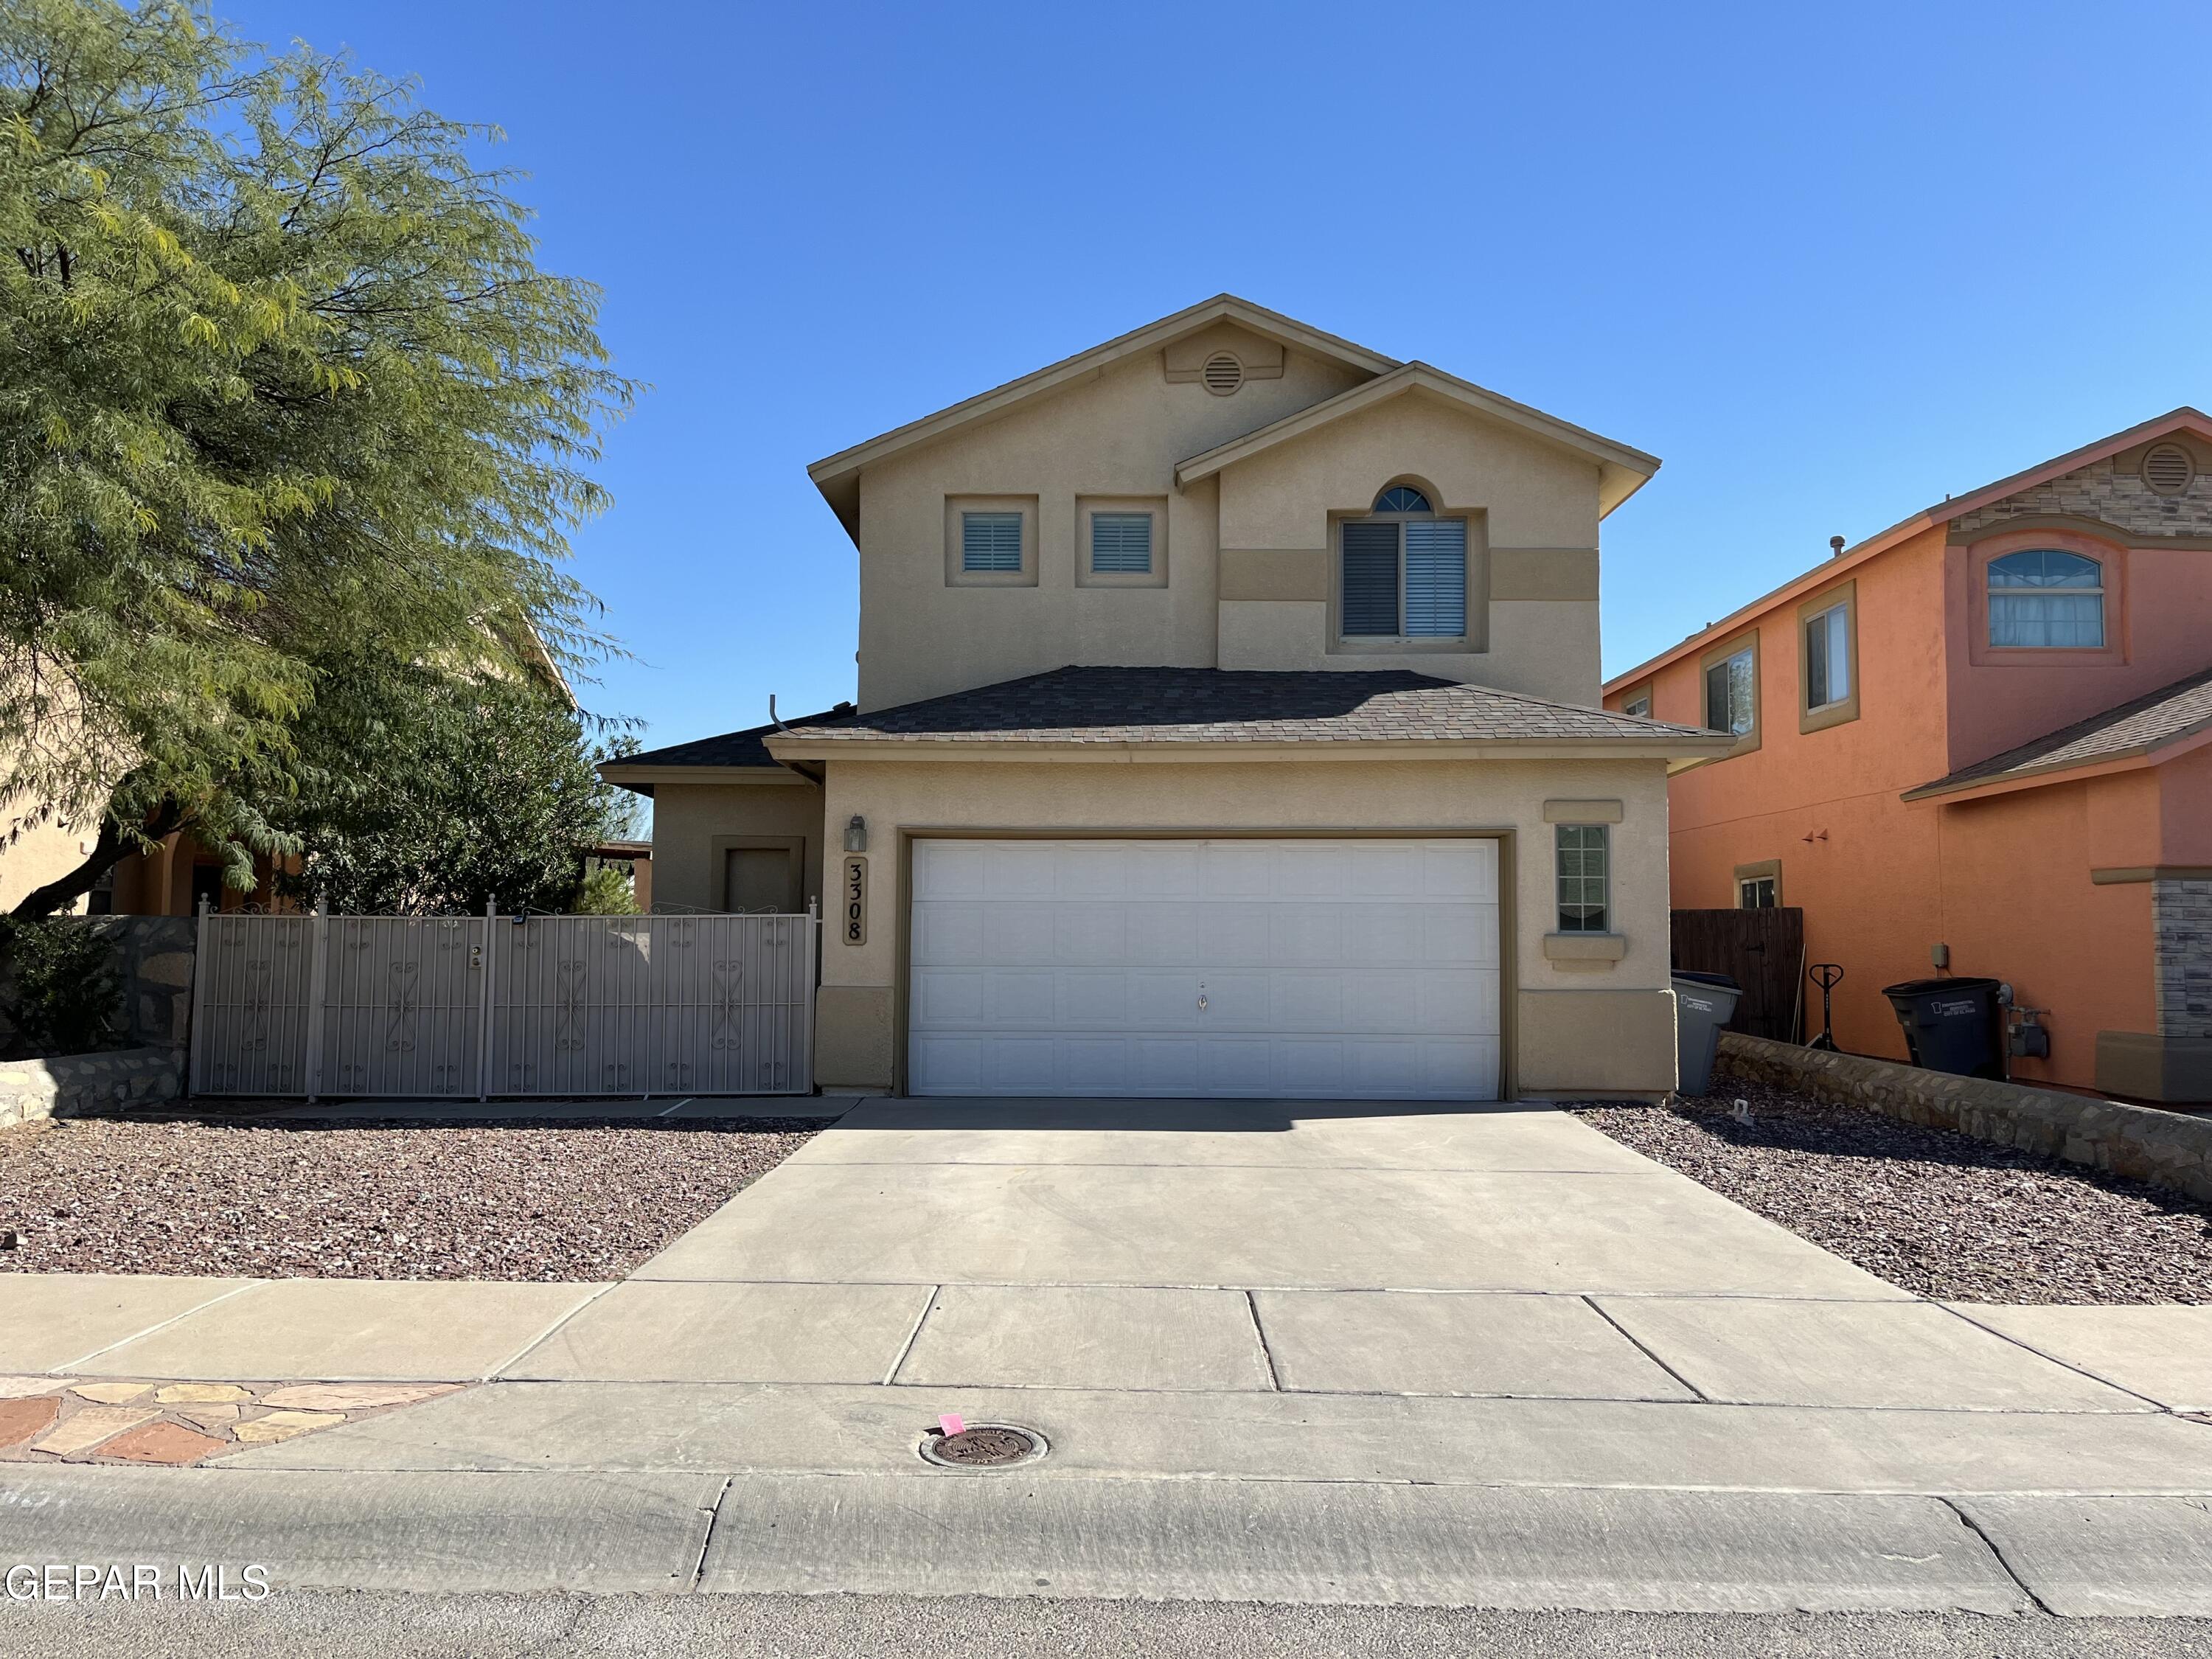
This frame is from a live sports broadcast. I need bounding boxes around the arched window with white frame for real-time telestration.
[1987,549,2104,648]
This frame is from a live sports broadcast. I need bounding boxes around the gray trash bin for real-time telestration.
[1671,971,1742,1096]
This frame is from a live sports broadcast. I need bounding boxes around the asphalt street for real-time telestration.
[5,1592,2212,1659]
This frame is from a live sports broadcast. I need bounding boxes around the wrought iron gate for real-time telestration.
[189,907,818,1099]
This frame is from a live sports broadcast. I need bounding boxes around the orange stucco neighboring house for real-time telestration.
[1604,408,2212,1105]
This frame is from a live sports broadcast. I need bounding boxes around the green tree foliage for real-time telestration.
[268,654,637,916]
[0,1,631,915]
[0,916,118,1057]
[574,863,639,916]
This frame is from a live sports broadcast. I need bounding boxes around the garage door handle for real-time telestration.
[1197,994,1208,1012]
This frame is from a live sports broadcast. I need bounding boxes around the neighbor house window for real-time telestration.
[1739,874,1778,909]
[961,511,1023,572]
[1804,602,1850,710]
[1341,485,1468,639]
[1555,824,1610,933]
[1704,646,1756,734]
[1623,692,1652,718]
[1988,549,2104,647]
[1089,512,1153,574]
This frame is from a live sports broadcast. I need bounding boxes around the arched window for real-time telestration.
[1988,549,2104,648]
[1342,485,1466,640]
[1372,484,1433,514]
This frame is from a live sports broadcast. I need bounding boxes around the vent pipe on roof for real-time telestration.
[769,694,788,732]
[1830,535,1846,558]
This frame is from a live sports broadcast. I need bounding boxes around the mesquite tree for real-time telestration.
[0,0,632,915]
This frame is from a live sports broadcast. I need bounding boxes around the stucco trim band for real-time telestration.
[1541,799,1624,824]
[1218,548,1327,602]
[1491,549,1599,602]
[1542,933,1627,961]
[2091,866,2212,885]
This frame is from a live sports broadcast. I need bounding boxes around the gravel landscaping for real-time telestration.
[1573,1070,2212,1304]
[0,1114,820,1281]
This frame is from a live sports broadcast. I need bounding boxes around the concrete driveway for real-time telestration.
[12,1096,2212,1612]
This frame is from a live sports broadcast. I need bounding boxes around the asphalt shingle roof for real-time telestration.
[1907,665,2212,797]
[619,704,853,768]
[770,667,1708,748]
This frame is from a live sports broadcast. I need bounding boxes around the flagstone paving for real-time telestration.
[0,1372,468,1467]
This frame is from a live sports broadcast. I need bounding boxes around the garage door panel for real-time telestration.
[983,903,1060,963]
[910,839,1499,1100]
[911,903,985,967]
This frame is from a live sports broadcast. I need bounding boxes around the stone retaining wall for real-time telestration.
[0,1046,183,1130]
[1717,1032,2212,1204]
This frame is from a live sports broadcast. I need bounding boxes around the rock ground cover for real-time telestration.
[1574,1070,2212,1304]
[0,1375,460,1465]
[0,1116,820,1280]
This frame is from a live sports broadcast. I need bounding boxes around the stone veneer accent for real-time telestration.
[1949,453,2212,538]
[0,1046,182,1131]
[1717,1032,2212,1204]
[2154,877,2212,1039]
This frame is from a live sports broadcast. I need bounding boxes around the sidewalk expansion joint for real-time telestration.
[1579,1295,1710,1401]
[52,1280,263,1373]
[1244,1290,1283,1391]
[881,1286,939,1385]
[687,1475,733,1593]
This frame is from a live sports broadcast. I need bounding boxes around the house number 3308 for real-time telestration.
[841,856,866,946]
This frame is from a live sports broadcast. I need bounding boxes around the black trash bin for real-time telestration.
[1671,970,1742,1096]
[1880,977,2005,1079]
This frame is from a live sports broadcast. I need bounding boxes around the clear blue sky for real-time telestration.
[222,0,2212,746]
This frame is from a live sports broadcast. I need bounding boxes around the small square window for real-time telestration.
[1738,875,1778,909]
[1555,824,1609,933]
[1624,694,1651,719]
[961,511,1023,573]
[1091,512,1153,574]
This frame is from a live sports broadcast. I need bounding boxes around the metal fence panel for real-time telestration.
[191,908,816,1099]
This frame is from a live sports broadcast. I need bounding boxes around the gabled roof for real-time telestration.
[1604,406,2212,694]
[757,666,1725,759]
[806,296,1400,538]
[1903,666,2212,802]
[1175,361,1663,517]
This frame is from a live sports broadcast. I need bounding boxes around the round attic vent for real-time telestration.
[2142,442,2194,494]
[1201,352,1244,395]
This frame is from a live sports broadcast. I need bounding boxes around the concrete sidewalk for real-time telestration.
[4,1096,2211,1611]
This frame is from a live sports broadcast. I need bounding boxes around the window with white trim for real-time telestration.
[1988,549,2104,647]
[1555,824,1609,933]
[961,511,1023,573]
[1340,485,1468,639]
[1738,874,1778,909]
[1804,602,1850,710]
[1623,692,1652,718]
[1089,512,1153,575]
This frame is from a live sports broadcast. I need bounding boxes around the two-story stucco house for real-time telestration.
[1604,408,2212,1105]
[605,297,1728,1100]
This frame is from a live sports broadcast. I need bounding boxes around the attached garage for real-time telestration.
[908,837,1501,1099]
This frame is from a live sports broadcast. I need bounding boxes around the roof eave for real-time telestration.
[804,296,1402,538]
[1172,363,1660,514]
[596,762,817,790]
[1899,721,2212,804]
[1604,406,2212,695]
[761,734,1731,765]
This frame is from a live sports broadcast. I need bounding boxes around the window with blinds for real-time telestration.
[1090,512,1153,574]
[961,511,1024,572]
[1340,517,1468,639]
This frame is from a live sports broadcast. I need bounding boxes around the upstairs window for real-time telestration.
[1988,549,2104,647]
[1804,602,1850,710]
[1704,646,1756,734]
[961,511,1023,573]
[1340,486,1467,640]
[1555,824,1610,933]
[1089,512,1153,574]
[1622,692,1652,719]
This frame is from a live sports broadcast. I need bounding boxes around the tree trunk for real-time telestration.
[10,801,187,919]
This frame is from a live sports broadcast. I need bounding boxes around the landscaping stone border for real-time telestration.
[0,1046,183,1131]
[1717,1032,2212,1204]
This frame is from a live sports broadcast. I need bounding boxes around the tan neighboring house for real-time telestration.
[603,296,1728,1099]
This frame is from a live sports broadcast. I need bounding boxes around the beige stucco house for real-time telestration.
[603,296,1728,1099]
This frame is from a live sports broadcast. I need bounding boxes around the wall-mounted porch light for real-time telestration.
[844,815,868,854]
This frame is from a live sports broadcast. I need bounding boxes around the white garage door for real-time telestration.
[908,838,1500,1100]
